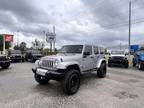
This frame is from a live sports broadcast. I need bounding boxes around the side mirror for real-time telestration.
[83,52,90,58]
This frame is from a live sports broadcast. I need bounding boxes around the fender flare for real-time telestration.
[57,61,81,71]
[96,58,106,69]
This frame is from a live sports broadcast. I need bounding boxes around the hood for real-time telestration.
[41,53,81,62]
[139,54,144,60]
[110,54,125,57]
[0,54,6,57]
[11,54,22,56]
[32,54,42,56]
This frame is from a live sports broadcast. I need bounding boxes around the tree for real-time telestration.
[19,42,27,53]
[140,47,144,51]
[14,45,20,50]
[13,42,27,53]
[31,39,45,50]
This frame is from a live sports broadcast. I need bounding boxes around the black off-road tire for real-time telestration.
[138,62,144,70]
[97,62,107,78]
[1,62,10,69]
[133,62,136,67]
[133,59,136,67]
[31,57,36,63]
[62,69,80,95]
[108,61,112,67]
[22,58,25,62]
[34,74,49,84]
[124,62,129,68]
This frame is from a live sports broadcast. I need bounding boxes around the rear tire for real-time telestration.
[133,62,136,67]
[34,74,49,84]
[133,59,136,67]
[97,62,107,78]
[108,61,112,67]
[138,62,144,70]
[124,62,129,68]
[62,69,80,95]
[22,58,25,62]
[1,62,10,69]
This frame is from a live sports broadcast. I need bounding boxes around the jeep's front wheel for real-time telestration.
[62,69,80,95]
[1,62,10,69]
[34,74,49,84]
[97,62,107,78]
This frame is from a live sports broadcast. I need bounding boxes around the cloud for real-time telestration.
[0,0,144,48]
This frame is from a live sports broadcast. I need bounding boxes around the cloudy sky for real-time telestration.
[0,0,144,48]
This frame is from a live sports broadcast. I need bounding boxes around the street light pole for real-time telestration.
[3,35,5,54]
[128,1,131,63]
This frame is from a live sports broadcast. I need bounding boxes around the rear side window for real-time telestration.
[94,47,99,54]
[84,46,92,55]
[100,48,105,54]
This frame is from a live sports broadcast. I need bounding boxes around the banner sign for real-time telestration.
[4,34,13,42]
[46,32,56,43]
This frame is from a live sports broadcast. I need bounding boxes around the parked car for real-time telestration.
[108,51,129,68]
[25,50,43,62]
[133,50,144,70]
[9,50,25,62]
[0,54,10,69]
[32,44,107,95]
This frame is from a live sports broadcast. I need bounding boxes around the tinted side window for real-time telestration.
[94,47,99,54]
[84,46,92,55]
[100,48,105,54]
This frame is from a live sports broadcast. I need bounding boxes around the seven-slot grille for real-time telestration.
[0,56,7,61]
[41,60,54,68]
[112,56,124,60]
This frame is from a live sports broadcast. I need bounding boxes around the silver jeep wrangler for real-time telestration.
[32,44,107,95]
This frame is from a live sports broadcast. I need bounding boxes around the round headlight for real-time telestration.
[35,60,40,67]
[38,60,42,66]
[54,60,59,67]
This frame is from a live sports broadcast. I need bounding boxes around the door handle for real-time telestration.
[90,56,94,58]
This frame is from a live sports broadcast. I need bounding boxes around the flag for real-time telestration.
[0,35,3,41]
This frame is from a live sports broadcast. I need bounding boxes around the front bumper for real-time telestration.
[108,59,128,65]
[10,57,23,61]
[32,67,65,80]
[0,60,10,65]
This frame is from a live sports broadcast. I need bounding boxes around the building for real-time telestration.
[0,34,13,54]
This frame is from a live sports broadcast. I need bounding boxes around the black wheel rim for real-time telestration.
[68,74,79,92]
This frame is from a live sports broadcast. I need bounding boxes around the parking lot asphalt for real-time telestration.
[0,63,144,108]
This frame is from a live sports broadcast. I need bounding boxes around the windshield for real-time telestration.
[111,51,125,55]
[31,50,41,54]
[137,51,144,54]
[59,45,83,54]
[11,50,21,54]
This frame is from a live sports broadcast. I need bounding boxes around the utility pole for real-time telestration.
[17,30,19,46]
[128,1,131,63]
[53,26,56,52]
[3,35,5,54]
[120,42,122,50]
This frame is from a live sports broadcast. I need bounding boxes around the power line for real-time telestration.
[99,17,144,29]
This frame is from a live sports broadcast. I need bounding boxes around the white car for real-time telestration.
[32,44,107,95]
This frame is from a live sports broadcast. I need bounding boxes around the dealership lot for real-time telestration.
[0,63,144,108]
